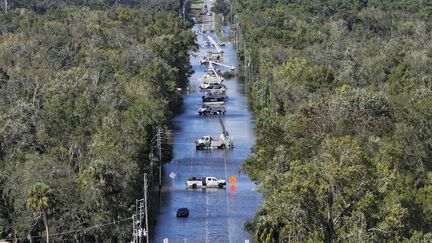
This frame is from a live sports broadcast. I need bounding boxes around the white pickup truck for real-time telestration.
[185,177,226,189]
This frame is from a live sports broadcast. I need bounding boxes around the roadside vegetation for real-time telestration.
[214,14,227,42]
[220,0,432,242]
[0,1,196,241]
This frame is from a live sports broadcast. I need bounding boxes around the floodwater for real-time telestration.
[152,4,261,243]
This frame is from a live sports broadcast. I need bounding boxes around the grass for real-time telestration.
[191,0,204,10]
[214,14,228,42]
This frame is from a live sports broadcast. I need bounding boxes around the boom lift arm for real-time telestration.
[207,36,223,53]
[219,115,229,137]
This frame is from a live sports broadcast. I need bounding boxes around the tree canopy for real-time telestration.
[0,3,196,242]
[234,0,432,242]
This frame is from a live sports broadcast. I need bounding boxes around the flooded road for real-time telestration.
[152,2,261,242]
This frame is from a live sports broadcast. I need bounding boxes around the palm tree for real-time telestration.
[26,182,53,243]
[255,215,279,243]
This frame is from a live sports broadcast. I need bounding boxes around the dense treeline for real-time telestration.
[1,0,188,13]
[0,3,196,242]
[231,0,432,242]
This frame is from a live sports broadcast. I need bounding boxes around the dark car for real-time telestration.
[176,208,189,217]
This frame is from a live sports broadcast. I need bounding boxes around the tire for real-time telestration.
[203,111,207,115]
[219,144,226,149]
[218,183,224,189]
[192,184,197,189]
[222,111,226,114]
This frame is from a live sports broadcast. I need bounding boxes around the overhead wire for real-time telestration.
[12,217,132,241]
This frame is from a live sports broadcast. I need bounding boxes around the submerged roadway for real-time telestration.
[152,1,262,242]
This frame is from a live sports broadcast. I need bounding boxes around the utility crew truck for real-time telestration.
[200,37,227,64]
[185,177,226,189]
[195,115,233,150]
[200,62,231,91]
[202,90,228,102]
[195,134,232,149]
[197,104,226,115]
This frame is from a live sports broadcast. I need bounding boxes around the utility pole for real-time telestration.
[4,0,8,13]
[157,127,162,187]
[144,173,150,243]
[138,199,143,243]
[131,174,150,243]
[132,214,137,243]
[132,200,143,243]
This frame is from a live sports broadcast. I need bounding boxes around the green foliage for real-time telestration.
[212,0,230,17]
[235,0,432,241]
[4,0,187,13]
[26,182,53,214]
[0,5,195,242]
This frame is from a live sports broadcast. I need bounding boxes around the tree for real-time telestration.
[212,0,230,17]
[0,6,196,240]
[26,183,53,243]
[0,68,8,88]
[254,214,279,243]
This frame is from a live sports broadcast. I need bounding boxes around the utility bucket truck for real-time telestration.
[195,115,233,150]
[200,36,225,64]
[200,54,223,65]
[199,61,234,90]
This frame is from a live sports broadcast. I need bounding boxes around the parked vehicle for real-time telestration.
[200,55,222,65]
[195,115,233,150]
[185,177,226,189]
[202,90,228,102]
[200,80,222,89]
[176,208,189,217]
[195,134,233,150]
[197,104,226,115]
[200,83,227,92]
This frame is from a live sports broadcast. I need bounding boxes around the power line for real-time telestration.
[13,217,132,241]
